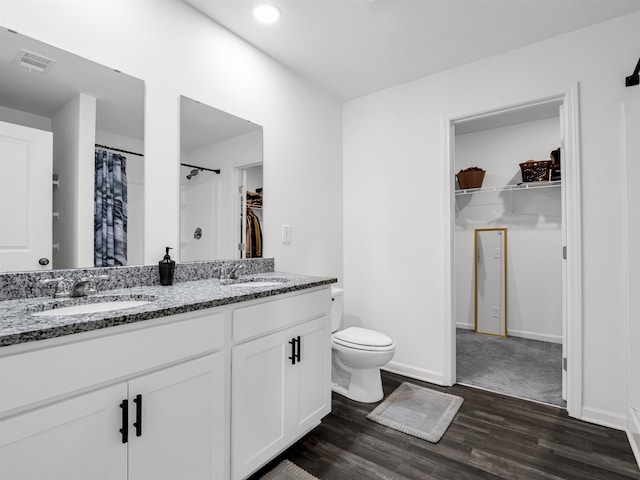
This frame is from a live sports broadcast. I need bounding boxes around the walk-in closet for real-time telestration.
[453,101,566,407]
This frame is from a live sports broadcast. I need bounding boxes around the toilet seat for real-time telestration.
[332,327,394,351]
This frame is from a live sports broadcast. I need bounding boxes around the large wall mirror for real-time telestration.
[179,96,263,262]
[0,27,145,273]
[475,228,508,337]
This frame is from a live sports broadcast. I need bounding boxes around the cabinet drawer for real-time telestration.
[0,310,225,415]
[233,287,331,342]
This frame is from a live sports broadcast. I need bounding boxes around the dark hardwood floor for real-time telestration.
[249,371,640,480]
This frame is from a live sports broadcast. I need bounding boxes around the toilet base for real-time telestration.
[331,367,384,403]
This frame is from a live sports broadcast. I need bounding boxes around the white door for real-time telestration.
[0,121,53,272]
[128,353,225,480]
[0,383,128,480]
[232,329,292,480]
[294,315,331,434]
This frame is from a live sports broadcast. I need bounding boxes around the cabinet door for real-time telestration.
[0,383,127,480]
[128,353,225,480]
[293,315,331,435]
[231,329,293,480]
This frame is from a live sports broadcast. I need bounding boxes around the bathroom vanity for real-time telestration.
[0,267,335,480]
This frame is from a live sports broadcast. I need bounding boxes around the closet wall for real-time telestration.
[455,116,563,343]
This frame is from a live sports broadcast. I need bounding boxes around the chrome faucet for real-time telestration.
[70,274,110,297]
[219,263,244,285]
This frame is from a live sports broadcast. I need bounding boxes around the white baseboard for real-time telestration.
[382,361,445,386]
[455,322,562,344]
[628,407,640,469]
[581,406,627,431]
[506,328,563,344]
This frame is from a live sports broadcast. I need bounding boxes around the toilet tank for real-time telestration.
[331,287,344,332]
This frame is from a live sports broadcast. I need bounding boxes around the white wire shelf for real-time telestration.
[455,180,561,196]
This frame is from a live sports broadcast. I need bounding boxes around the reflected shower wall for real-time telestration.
[179,165,221,262]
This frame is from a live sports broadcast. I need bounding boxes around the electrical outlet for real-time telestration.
[282,224,291,244]
[493,306,500,318]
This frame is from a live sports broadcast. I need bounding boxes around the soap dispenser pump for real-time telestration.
[159,247,175,286]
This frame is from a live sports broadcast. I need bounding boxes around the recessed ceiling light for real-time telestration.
[253,4,281,24]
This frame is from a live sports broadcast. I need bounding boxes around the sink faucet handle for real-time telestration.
[70,276,98,297]
[232,264,244,279]
[40,277,70,298]
[91,274,110,294]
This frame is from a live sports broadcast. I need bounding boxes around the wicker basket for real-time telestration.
[456,169,485,189]
[519,160,552,182]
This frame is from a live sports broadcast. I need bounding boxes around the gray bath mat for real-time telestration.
[260,460,319,480]
[367,382,463,443]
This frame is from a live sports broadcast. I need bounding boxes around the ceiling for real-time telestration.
[0,27,144,139]
[180,95,262,151]
[183,0,640,101]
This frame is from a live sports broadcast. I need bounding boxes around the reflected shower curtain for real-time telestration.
[94,149,127,267]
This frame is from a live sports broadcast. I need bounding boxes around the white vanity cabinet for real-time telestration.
[0,283,333,480]
[0,310,227,480]
[0,382,128,480]
[231,288,332,480]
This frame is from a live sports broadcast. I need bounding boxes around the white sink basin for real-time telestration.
[229,281,284,288]
[31,300,151,317]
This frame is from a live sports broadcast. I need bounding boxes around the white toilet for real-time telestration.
[330,287,395,403]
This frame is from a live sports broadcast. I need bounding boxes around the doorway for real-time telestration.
[443,86,583,417]
[235,164,263,259]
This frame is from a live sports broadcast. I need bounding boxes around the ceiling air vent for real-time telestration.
[13,49,56,73]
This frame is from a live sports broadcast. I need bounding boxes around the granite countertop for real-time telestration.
[0,272,336,348]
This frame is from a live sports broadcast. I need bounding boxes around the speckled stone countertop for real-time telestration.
[0,272,336,348]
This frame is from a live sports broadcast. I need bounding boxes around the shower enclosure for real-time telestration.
[179,165,222,262]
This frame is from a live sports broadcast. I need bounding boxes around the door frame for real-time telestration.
[234,162,263,259]
[442,84,583,418]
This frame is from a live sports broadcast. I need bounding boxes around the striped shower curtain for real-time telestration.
[94,149,127,267]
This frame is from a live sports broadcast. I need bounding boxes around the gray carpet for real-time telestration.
[456,328,566,407]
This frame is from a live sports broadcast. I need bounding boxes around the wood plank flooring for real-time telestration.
[249,372,640,480]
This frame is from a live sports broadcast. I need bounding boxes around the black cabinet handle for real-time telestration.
[119,399,128,444]
[288,336,302,365]
[295,336,301,363]
[133,394,143,437]
[289,338,297,365]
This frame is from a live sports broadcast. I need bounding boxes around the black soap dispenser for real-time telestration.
[159,247,175,286]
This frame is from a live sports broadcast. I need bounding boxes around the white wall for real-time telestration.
[0,0,343,280]
[344,12,640,428]
[180,166,220,262]
[0,106,51,131]
[455,118,562,343]
[51,93,95,269]
[624,100,640,460]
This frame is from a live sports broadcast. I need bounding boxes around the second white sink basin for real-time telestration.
[31,300,151,317]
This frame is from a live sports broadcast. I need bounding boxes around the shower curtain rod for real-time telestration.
[180,163,221,175]
[95,144,144,157]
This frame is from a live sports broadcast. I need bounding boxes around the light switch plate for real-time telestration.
[282,224,291,244]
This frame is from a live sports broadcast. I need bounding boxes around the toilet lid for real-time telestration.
[333,327,394,348]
